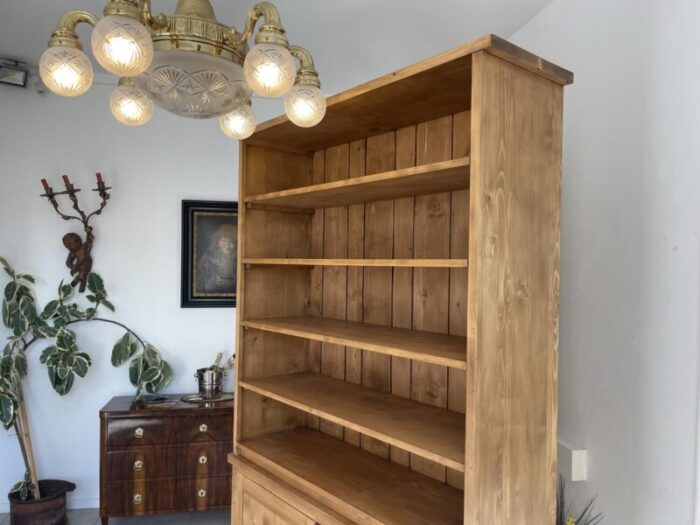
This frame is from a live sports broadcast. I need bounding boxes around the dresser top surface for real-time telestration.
[101,394,234,418]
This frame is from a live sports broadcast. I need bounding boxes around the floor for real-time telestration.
[0,509,230,524]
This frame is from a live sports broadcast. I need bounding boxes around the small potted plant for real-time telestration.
[0,256,173,525]
[557,476,603,525]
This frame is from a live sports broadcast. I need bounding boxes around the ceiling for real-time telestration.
[0,0,554,95]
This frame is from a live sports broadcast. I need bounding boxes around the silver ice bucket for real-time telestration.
[195,367,223,400]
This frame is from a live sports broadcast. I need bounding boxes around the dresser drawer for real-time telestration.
[106,415,232,447]
[106,476,231,516]
[106,442,232,481]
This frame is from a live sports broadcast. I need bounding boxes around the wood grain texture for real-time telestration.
[466,50,562,525]
[246,34,572,154]
[345,138,366,447]
[361,132,395,458]
[241,316,467,369]
[232,456,354,525]
[411,115,453,482]
[240,372,465,471]
[242,258,467,267]
[238,428,464,525]
[245,157,470,210]
[320,144,350,439]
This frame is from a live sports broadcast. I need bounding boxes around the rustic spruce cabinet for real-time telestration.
[230,34,573,525]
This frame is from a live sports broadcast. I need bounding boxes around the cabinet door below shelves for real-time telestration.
[238,475,316,525]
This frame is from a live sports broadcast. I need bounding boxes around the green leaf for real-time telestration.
[143,344,161,368]
[0,356,13,379]
[4,282,18,302]
[0,256,14,278]
[87,273,106,295]
[73,355,90,378]
[48,366,74,396]
[41,300,59,320]
[40,346,56,365]
[156,361,173,392]
[32,319,57,338]
[13,353,27,379]
[86,295,97,303]
[17,274,35,284]
[19,296,37,324]
[102,300,115,312]
[75,352,92,366]
[0,394,14,428]
[141,366,161,384]
[128,357,143,387]
[55,328,76,352]
[56,365,70,380]
[59,283,73,301]
[111,333,132,367]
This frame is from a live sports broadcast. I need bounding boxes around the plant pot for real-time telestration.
[8,480,75,525]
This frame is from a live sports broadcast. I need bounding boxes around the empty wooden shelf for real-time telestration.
[245,157,469,210]
[241,316,467,369]
[237,428,464,525]
[240,372,465,471]
[242,258,468,268]
[233,34,571,525]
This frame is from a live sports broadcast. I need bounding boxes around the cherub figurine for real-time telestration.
[63,228,94,292]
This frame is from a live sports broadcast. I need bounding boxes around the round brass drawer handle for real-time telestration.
[133,493,143,504]
[134,427,144,439]
[199,423,208,433]
[198,489,207,498]
[133,460,144,471]
[199,455,208,464]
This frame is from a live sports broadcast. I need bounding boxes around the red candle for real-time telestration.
[62,175,70,186]
[41,179,50,192]
[96,172,103,184]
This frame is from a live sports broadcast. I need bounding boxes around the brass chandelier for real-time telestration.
[39,0,326,139]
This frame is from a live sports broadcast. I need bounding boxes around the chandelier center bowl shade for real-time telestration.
[40,0,326,138]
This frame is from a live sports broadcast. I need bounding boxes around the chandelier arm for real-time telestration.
[226,2,288,48]
[48,11,99,49]
[289,45,321,88]
[141,0,169,30]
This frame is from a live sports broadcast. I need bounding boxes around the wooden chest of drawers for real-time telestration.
[99,395,233,525]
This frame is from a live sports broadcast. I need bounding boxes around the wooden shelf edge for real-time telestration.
[239,373,465,472]
[237,428,464,525]
[244,157,470,209]
[240,316,467,370]
[242,258,468,268]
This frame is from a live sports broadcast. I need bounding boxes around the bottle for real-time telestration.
[209,352,223,371]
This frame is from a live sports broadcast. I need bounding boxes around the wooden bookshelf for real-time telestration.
[240,372,465,471]
[245,157,469,209]
[242,258,468,268]
[237,428,464,525]
[233,34,570,524]
[241,316,467,369]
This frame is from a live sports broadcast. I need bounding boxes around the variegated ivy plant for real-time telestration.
[0,256,172,500]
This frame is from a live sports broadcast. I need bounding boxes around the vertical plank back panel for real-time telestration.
[467,50,562,524]
[390,125,416,467]
[411,116,453,481]
[307,151,325,431]
[320,144,350,439]
[446,110,471,490]
[361,131,395,458]
[345,139,367,447]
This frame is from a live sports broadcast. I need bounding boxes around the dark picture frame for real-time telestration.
[181,200,238,308]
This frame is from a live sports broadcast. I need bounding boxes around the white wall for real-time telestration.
[513,0,700,523]
[0,83,282,511]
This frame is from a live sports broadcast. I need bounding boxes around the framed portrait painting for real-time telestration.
[181,200,238,308]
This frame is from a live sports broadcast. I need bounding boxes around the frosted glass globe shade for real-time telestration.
[285,85,326,127]
[219,105,256,140]
[91,15,153,77]
[110,84,154,126]
[39,46,94,97]
[136,50,251,119]
[243,43,295,97]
